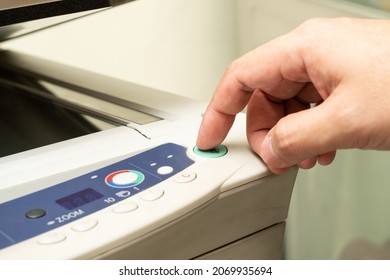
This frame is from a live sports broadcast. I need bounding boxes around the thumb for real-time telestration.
[260,99,345,173]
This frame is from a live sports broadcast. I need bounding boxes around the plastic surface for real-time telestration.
[0,113,290,259]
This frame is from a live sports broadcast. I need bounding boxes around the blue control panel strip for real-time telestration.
[0,143,194,250]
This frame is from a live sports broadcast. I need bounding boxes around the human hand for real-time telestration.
[196,18,390,174]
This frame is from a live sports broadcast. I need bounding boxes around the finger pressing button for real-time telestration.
[193,145,228,158]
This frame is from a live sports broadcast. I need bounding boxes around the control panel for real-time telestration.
[0,143,195,250]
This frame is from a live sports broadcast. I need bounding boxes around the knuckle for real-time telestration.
[271,118,297,163]
[297,17,338,35]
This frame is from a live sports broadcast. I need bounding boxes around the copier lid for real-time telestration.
[0,0,132,42]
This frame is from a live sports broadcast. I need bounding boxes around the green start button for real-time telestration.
[193,145,228,158]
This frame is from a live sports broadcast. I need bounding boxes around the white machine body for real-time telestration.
[0,108,296,259]
[0,1,297,259]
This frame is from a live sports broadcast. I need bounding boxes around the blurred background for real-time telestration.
[2,0,390,259]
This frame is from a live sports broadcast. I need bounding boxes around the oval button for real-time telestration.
[105,170,144,188]
[25,208,47,219]
[157,166,174,175]
[174,171,197,183]
[112,172,138,185]
[38,232,66,245]
[113,202,139,214]
[140,189,164,201]
[71,219,98,232]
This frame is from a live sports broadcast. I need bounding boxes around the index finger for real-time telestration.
[196,63,254,150]
[196,35,309,150]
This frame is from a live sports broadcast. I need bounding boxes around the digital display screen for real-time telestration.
[56,188,103,210]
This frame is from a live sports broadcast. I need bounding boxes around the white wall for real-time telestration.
[236,0,390,259]
[237,0,390,54]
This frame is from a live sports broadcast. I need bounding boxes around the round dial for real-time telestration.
[105,170,144,188]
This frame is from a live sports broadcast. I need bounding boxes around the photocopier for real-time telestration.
[0,0,297,259]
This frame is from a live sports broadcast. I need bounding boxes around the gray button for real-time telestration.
[25,208,46,219]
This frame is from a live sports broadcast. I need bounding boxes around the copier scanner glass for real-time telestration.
[0,0,159,157]
[0,71,160,157]
[0,1,298,260]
